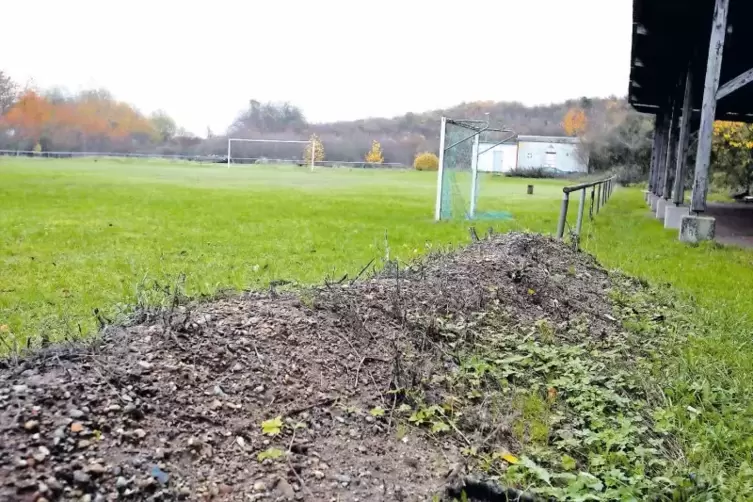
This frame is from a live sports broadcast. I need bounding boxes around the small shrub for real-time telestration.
[414,152,439,171]
[506,167,566,179]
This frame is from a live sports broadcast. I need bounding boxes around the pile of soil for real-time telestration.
[0,233,623,501]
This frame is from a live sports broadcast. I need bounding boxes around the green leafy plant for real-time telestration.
[561,454,577,471]
[257,447,284,462]
[261,416,283,436]
[370,406,385,417]
[431,421,450,433]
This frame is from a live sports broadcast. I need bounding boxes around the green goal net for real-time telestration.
[434,117,516,221]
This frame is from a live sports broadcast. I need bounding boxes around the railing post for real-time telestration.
[596,184,602,213]
[556,191,570,239]
[575,187,586,237]
[590,187,595,220]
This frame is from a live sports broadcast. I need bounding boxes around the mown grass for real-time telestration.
[0,157,569,345]
[582,190,753,497]
[4,157,752,495]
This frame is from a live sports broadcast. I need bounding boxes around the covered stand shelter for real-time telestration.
[630,0,753,242]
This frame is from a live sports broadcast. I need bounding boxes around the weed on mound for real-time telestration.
[0,233,696,501]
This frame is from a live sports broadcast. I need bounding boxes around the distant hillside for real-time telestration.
[215,97,631,166]
[0,69,644,169]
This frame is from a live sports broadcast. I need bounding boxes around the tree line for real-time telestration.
[3,69,749,192]
[0,73,199,156]
[0,70,678,175]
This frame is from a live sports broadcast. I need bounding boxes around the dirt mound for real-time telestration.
[0,233,625,501]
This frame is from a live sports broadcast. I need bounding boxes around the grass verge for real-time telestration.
[581,189,753,498]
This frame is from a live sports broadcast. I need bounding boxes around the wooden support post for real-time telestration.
[673,65,694,206]
[691,0,730,213]
[654,112,669,196]
[663,90,682,200]
[648,113,662,194]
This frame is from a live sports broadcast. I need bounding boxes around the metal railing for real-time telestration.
[555,176,616,240]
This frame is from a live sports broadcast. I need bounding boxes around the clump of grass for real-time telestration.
[511,391,551,445]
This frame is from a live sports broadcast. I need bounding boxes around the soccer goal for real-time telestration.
[226,138,316,170]
[434,116,517,221]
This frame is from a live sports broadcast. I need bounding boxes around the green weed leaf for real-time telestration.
[561,454,577,471]
[261,416,283,436]
[257,447,284,462]
[431,420,450,433]
[370,406,385,417]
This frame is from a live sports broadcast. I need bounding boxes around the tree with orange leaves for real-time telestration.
[562,107,588,137]
[2,90,56,147]
[2,88,157,151]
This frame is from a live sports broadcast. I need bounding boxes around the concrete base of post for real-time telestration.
[664,205,689,229]
[643,190,651,203]
[679,215,716,243]
[655,198,668,220]
[649,194,659,211]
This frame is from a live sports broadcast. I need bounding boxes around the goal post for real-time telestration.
[226,138,315,170]
[434,117,448,221]
[434,116,517,221]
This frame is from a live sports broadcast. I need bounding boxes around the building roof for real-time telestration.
[479,136,580,146]
[517,135,580,145]
[629,0,753,121]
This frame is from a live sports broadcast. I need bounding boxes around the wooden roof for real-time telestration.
[629,0,753,121]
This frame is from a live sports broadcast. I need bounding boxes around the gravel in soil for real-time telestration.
[1,233,628,501]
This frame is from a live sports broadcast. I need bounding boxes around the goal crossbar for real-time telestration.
[227,138,314,170]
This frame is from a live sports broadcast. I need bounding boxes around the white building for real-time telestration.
[478,136,587,174]
[476,141,518,173]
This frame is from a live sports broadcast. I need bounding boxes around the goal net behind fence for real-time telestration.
[227,138,315,168]
[435,117,516,221]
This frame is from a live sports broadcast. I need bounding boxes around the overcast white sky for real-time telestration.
[1,0,632,137]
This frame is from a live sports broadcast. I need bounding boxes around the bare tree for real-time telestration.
[0,70,18,115]
[150,110,177,143]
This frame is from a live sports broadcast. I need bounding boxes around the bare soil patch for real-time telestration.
[1,233,642,501]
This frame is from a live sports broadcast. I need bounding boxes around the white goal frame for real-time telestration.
[434,116,516,221]
[226,138,315,170]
